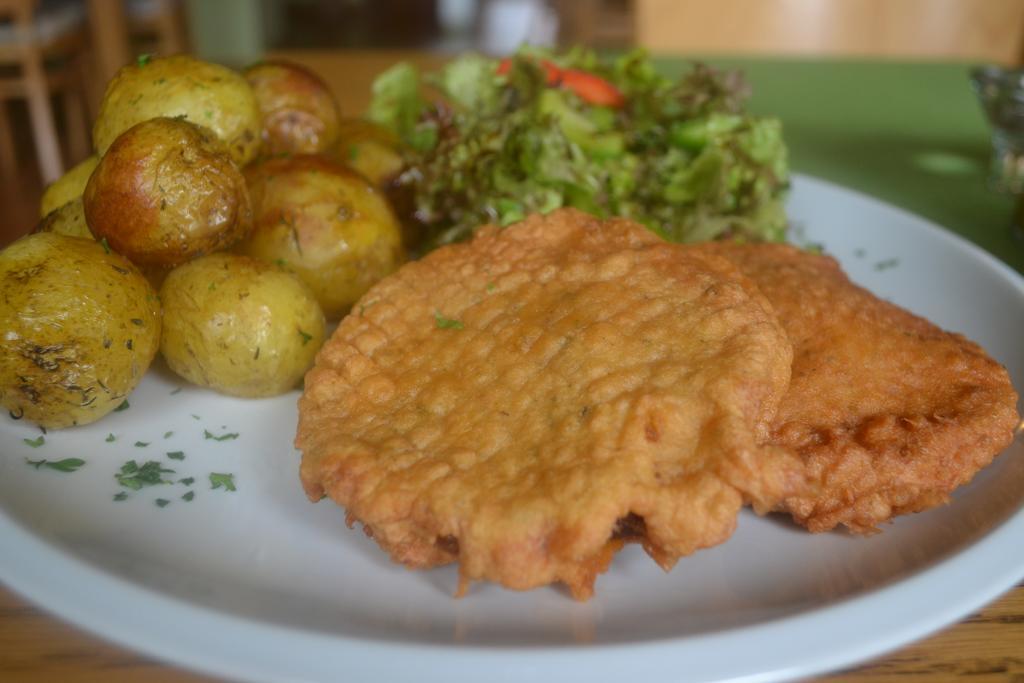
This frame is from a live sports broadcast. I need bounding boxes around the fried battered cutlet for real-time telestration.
[697,242,1020,533]
[297,209,801,599]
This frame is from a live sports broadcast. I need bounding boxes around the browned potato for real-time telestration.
[244,61,341,155]
[238,154,403,319]
[335,118,405,187]
[35,198,92,240]
[39,155,98,218]
[0,233,161,428]
[93,55,262,166]
[84,117,252,268]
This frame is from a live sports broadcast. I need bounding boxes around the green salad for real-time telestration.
[368,48,789,249]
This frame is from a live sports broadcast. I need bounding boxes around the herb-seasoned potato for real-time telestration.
[244,61,341,155]
[93,54,262,166]
[84,117,252,268]
[0,233,161,428]
[238,154,403,319]
[335,118,404,187]
[35,198,92,240]
[160,254,325,398]
[39,155,98,218]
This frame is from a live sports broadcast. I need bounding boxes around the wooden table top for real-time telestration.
[1,50,1023,683]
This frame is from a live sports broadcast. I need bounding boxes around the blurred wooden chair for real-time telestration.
[127,0,186,56]
[0,0,93,184]
[634,0,1024,64]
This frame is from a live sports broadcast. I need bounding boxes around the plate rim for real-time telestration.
[2,172,1023,683]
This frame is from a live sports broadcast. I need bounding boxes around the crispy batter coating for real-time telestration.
[297,209,800,599]
[697,242,1020,533]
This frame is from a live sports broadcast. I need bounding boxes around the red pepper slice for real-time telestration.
[559,69,625,108]
[496,58,625,108]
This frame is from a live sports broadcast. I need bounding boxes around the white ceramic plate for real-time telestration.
[1,174,1022,683]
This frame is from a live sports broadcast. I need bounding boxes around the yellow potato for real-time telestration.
[244,60,341,155]
[93,54,262,166]
[35,198,92,240]
[84,117,252,268]
[0,233,161,428]
[239,154,403,320]
[335,118,405,187]
[39,155,98,218]
[160,253,326,398]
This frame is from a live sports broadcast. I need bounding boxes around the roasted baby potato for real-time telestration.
[93,54,262,165]
[160,254,325,397]
[35,198,92,240]
[238,154,403,319]
[244,61,341,155]
[0,233,161,428]
[39,155,98,218]
[84,117,252,268]
[335,118,405,187]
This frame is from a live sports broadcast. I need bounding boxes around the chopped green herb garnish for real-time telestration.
[105,433,116,443]
[298,329,313,345]
[274,258,287,267]
[26,457,85,472]
[179,477,195,486]
[182,491,195,502]
[100,237,111,254]
[209,472,237,491]
[208,282,217,291]
[114,399,130,412]
[874,258,900,271]
[23,435,44,448]
[155,498,170,508]
[191,414,200,420]
[167,451,185,461]
[434,312,464,330]
[137,53,152,67]
[170,387,183,395]
[347,144,360,160]
[113,491,128,502]
[486,282,496,292]
[115,460,174,490]
[203,429,239,441]
[163,431,174,439]
[134,441,150,448]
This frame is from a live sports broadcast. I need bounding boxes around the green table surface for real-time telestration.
[655,57,1023,275]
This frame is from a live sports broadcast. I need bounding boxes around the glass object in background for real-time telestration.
[971,65,1024,194]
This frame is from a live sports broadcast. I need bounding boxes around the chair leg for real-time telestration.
[63,87,90,163]
[0,101,17,179]
[23,53,64,183]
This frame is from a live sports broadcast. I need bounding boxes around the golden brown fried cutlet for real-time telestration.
[297,209,802,599]
[696,242,1020,533]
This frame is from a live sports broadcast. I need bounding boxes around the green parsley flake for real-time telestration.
[203,429,239,441]
[170,387,183,395]
[23,435,44,448]
[137,53,152,67]
[179,477,195,486]
[135,441,150,448]
[163,431,174,439]
[26,457,85,472]
[486,282,496,292]
[209,472,237,491]
[100,237,111,254]
[113,492,128,502]
[155,498,170,508]
[182,491,195,502]
[167,451,185,461]
[298,328,313,345]
[114,400,130,412]
[434,312,464,330]
[191,414,200,420]
[874,258,901,271]
[116,460,174,490]
[105,433,116,443]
